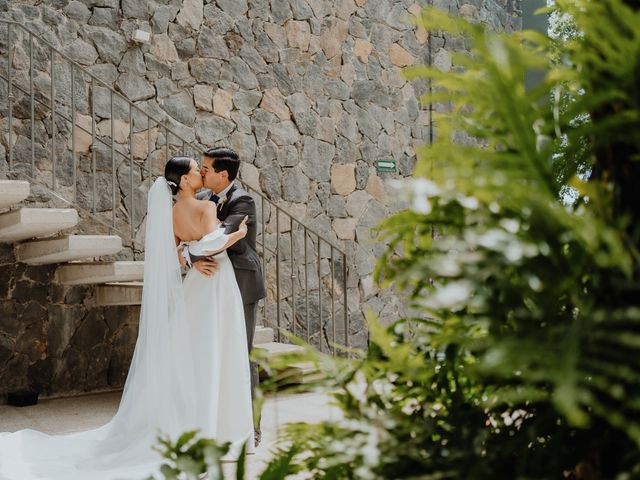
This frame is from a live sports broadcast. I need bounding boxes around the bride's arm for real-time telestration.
[194,202,248,256]
[205,217,248,255]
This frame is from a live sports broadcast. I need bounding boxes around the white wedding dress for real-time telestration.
[0,178,254,480]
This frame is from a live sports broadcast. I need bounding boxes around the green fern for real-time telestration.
[257,1,640,478]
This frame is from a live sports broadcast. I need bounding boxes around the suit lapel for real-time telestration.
[217,182,238,220]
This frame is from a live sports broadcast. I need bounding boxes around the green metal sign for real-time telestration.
[376,160,396,173]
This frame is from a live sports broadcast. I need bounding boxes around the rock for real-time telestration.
[195,114,235,145]
[433,48,452,72]
[188,58,221,85]
[154,77,179,98]
[144,54,172,78]
[325,79,350,100]
[308,0,331,18]
[333,217,357,240]
[319,19,348,59]
[268,120,299,146]
[176,0,203,30]
[216,0,248,17]
[229,57,259,90]
[359,274,377,299]
[64,1,91,22]
[355,106,381,140]
[150,34,180,62]
[290,0,314,19]
[282,167,309,202]
[69,114,93,154]
[119,48,146,75]
[366,174,386,203]
[275,145,299,167]
[64,38,99,66]
[272,63,295,95]
[71,315,109,352]
[240,162,260,190]
[131,128,158,159]
[340,63,356,86]
[252,109,275,143]
[88,64,119,85]
[197,28,230,60]
[327,195,347,217]
[286,20,311,51]
[260,161,281,199]
[203,5,232,32]
[408,3,428,44]
[316,117,335,143]
[194,84,214,111]
[160,91,196,126]
[264,22,286,47]
[459,4,479,22]
[171,62,191,81]
[239,44,268,74]
[232,91,263,113]
[91,85,128,119]
[84,26,127,64]
[117,158,142,196]
[115,73,155,102]
[389,43,414,67]
[260,88,291,120]
[255,140,277,168]
[88,7,122,28]
[230,131,257,162]
[286,92,317,136]
[232,110,252,134]
[152,5,177,33]
[331,163,356,195]
[96,119,130,144]
[354,38,373,63]
[271,0,293,24]
[121,0,148,19]
[337,0,358,19]
[301,137,333,182]
[213,89,233,118]
[346,189,371,217]
[255,32,279,63]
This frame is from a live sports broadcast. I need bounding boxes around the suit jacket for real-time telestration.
[194,182,266,305]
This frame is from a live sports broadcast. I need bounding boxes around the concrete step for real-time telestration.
[56,261,144,285]
[0,180,29,208]
[16,235,123,265]
[284,361,319,384]
[254,326,274,345]
[254,341,305,357]
[96,282,142,306]
[0,208,78,243]
[254,342,322,384]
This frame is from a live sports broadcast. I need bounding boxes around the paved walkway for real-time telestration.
[0,390,340,479]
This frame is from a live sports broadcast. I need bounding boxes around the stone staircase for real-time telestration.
[0,178,309,382]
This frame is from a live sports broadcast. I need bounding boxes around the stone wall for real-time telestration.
[0,243,138,399]
[0,0,521,398]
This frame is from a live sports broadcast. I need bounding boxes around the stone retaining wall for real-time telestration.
[0,0,521,398]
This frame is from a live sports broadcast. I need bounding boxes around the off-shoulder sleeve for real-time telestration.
[188,226,230,256]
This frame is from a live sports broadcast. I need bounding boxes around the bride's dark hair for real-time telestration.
[164,156,193,195]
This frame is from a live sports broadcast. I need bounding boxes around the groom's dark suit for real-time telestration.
[193,182,266,411]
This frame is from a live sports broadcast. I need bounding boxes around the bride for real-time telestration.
[0,157,254,480]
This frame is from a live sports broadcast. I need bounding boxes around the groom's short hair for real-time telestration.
[203,147,240,181]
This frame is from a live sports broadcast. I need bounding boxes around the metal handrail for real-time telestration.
[0,20,201,153]
[1,18,350,352]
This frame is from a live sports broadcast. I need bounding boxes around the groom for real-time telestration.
[191,146,266,445]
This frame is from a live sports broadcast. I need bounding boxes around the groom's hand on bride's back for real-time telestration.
[193,257,219,277]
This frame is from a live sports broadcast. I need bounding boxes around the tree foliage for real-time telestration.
[256,1,640,478]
